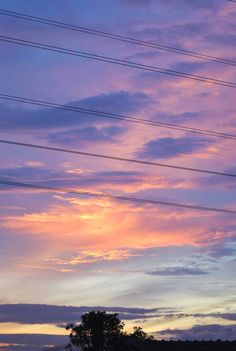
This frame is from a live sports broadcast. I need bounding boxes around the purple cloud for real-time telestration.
[136,136,211,159]
[45,125,124,147]
[197,168,236,190]
[156,324,236,341]
[0,304,160,324]
[204,239,236,258]
[0,91,151,131]
[0,334,66,351]
[146,266,209,276]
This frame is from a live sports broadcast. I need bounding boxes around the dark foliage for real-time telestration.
[65,311,154,351]
[142,339,236,351]
[66,311,125,351]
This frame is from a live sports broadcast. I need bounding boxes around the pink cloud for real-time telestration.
[2,196,233,260]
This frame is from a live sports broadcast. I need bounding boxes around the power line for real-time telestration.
[1,179,236,215]
[1,93,236,141]
[1,36,236,89]
[1,9,236,68]
[0,8,235,67]
[1,138,236,178]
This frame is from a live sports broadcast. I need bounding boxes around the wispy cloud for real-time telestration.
[146,266,209,276]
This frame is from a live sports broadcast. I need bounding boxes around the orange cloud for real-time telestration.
[2,196,219,259]
[46,248,139,266]
[0,322,65,335]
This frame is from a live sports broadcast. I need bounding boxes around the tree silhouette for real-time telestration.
[130,326,153,341]
[65,311,125,351]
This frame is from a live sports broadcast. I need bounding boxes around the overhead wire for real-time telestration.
[1,179,236,215]
[1,93,236,141]
[0,8,235,66]
[1,138,236,178]
[0,36,236,88]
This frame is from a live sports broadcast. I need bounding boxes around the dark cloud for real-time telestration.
[213,314,236,322]
[136,136,211,159]
[0,166,51,181]
[156,324,236,341]
[45,125,124,147]
[146,266,209,276]
[0,304,160,324]
[72,91,151,114]
[0,91,150,131]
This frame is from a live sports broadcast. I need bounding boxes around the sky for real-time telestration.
[0,0,236,349]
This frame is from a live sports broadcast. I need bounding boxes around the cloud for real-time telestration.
[215,314,236,321]
[146,266,209,276]
[0,334,66,351]
[72,91,151,115]
[0,166,51,181]
[2,165,234,256]
[2,303,231,327]
[204,239,236,258]
[46,248,139,265]
[1,195,207,257]
[2,164,235,271]
[0,304,160,324]
[156,324,236,341]
[197,168,236,190]
[0,166,186,193]
[0,91,151,131]
[169,21,212,38]
[133,16,221,50]
[153,111,205,124]
[136,136,211,159]
[45,125,124,147]
[0,199,182,250]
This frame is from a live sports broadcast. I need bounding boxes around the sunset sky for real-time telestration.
[0,0,236,350]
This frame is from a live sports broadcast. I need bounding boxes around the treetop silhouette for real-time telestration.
[65,310,152,351]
